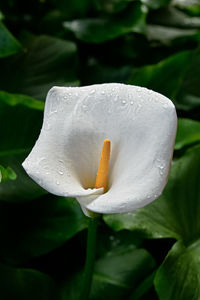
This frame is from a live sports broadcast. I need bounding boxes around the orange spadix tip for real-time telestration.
[95,139,111,191]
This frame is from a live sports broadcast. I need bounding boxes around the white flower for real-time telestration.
[22,83,177,216]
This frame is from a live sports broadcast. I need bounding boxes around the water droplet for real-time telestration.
[89,89,95,94]
[56,181,60,185]
[130,101,134,105]
[101,91,105,95]
[163,103,168,109]
[49,97,59,115]
[147,195,151,199]
[58,170,64,175]
[82,104,88,111]
[122,100,126,105]
[38,158,50,174]
[44,122,51,131]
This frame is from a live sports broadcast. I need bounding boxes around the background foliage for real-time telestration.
[0,0,200,299]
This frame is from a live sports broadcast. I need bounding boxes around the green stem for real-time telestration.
[80,216,99,300]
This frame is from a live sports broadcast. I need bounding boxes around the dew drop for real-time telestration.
[56,181,60,185]
[44,122,51,131]
[82,104,88,111]
[163,103,168,109]
[130,101,134,105]
[122,100,126,105]
[58,170,64,175]
[101,91,105,95]
[89,89,95,94]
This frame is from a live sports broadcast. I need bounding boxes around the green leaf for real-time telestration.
[146,24,200,46]
[141,0,171,10]
[175,118,200,150]
[155,240,200,300]
[0,35,79,100]
[90,246,155,299]
[0,263,58,300]
[0,96,46,202]
[63,2,147,43]
[104,146,200,242]
[0,90,44,110]
[176,49,200,110]
[0,165,17,182]
[150,7,200,29]
[0,21,21,58]
[128,50,193,103]
[174,0,200,16]
[0,196,88,264]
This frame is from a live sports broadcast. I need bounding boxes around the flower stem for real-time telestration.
[80,216,99,300]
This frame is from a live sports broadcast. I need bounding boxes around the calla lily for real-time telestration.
[22,83,177,216]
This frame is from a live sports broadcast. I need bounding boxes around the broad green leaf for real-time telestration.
[0,196,88,264]
[128,50,193,103]
[155,240,200,300]
[150,7,200,29]
[0,263,58,300]
[0,97,46,202]
[141,0,171,10]
[61,244,155,300]
[104,146,200,242]
[174,0,200,16]
[94,0,130,14]
[63,2,147,43]
[0,35,79,100]
[175,118,200,150]
[0,90,44,110]
[146,24,200,45]
[129,271,157,300]
[176,49,200,110]
[90,246,155,299]
[0,165,17,182]
[0,21,21,58]
[49,0,91,18]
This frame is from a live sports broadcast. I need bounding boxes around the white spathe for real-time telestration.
[22,83,177,215]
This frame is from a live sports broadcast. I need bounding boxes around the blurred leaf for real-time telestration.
[141,0,171,10]
[129,271,156,300]
[0,165,17,182]
[94,0,130,14]
[155,240,200,300]
[150,7,200,28]
[0,196,88,264]
[0,97,46,202]
[82,59,132,85]
[173,0,200,16]
[90,246,155,300]
[0,90,44,110]
[0,263,58,300]
[128,50,193,102]
[146,24,200,45]
[63,2,147,43]
[0,35,79,100]
[175,118,200,150]
[176,49,200,110]
[104,145,200,242]
[0,21,21,58]
[49,0,92,19]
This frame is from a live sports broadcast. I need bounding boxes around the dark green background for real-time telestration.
[0,0,200,299]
